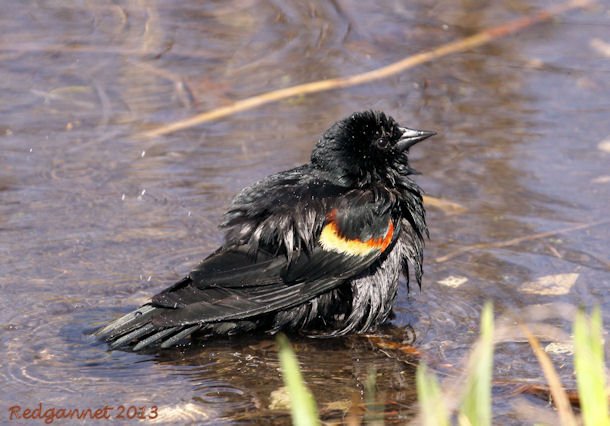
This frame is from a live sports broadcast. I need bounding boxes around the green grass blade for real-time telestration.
[573,307,609,426]
[416,362,450,426]
[460,302,494,426]
[276,334,320,426]
[364,368,385,426]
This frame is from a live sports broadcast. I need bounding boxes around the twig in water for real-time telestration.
[519,323,578,426]
[434,219,610,263]
[139,0,592,138]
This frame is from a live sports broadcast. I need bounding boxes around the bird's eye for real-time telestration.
[376,137,390,149]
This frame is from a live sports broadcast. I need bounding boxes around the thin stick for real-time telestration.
[434,219,610,263]
[519,324,578,426]
[139,0,592,138]
[423,195,467,215]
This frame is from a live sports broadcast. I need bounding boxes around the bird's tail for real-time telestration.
[95,305,202,351]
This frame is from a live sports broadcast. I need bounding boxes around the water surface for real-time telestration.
[1,0,609,424]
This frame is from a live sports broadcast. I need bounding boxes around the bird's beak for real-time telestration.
[396,127,436,152]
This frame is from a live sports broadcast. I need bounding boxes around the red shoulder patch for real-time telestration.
[319,209,394,256]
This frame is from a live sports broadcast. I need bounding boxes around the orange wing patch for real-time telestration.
[319,209,394,256]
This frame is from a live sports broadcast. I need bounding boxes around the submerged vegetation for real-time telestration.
[277,304,609,425]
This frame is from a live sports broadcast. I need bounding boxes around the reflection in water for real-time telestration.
[1,0,609,424]
[153,335,418,423]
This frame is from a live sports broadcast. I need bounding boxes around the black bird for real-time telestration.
[97,111,434,350]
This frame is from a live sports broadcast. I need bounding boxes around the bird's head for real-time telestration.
[311,110,435,187]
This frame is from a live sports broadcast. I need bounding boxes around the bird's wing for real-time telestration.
[149,187,399,328]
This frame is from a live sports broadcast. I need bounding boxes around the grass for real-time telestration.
[416,363,450,426]
[276,334,320,426]
[415,305,608,426]
[276,304,608,425]
[458,302,494,426]
[573,307,609,426]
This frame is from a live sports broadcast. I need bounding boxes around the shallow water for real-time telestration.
[1,0,609,424]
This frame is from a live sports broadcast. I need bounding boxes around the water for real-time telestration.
[1,0,609,424]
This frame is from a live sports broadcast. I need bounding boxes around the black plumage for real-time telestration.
[97,110,434,350]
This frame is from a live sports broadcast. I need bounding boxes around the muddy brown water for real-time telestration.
[1,1,609,424]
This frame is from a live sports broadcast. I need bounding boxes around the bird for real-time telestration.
[96,110,434,351]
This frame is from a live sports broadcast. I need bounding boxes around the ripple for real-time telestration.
[4,311,145,394]
[151,334,419,422]
[196,385,245,404]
